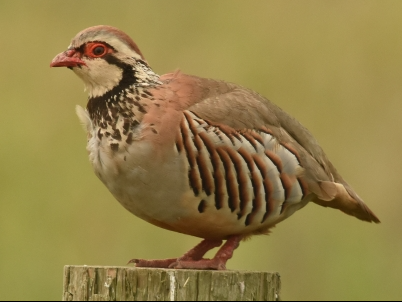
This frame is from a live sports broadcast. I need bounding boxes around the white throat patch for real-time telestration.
[73,58,122,98]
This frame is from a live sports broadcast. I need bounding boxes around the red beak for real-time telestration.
[50,49,86,68]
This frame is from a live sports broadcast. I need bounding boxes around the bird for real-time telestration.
[50,25,380,270]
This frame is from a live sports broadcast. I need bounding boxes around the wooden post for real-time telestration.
[63,265,281,301]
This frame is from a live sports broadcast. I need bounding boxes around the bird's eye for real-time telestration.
[92,45,106,56]
[86,43,108,57]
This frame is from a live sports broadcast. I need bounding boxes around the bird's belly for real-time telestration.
[88,141,307,239]
[88,138,191,223]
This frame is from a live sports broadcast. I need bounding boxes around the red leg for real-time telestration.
[170,235,242,270]
[129,239,223,268]
[178,239,223,261]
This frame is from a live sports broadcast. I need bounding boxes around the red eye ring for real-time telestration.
[86,43,108,58]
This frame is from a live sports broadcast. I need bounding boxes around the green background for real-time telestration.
[1,0,401,300]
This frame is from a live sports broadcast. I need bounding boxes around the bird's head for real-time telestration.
[50,25,159,98]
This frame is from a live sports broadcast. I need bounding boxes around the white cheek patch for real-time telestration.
[73,59,123,98]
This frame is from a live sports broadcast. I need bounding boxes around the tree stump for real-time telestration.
[63,265,281,301]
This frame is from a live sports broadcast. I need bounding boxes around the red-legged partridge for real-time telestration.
[51,25,380,270]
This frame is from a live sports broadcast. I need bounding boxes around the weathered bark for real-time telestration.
[63,265,281,301]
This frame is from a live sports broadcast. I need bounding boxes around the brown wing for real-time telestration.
[158,71,380,223]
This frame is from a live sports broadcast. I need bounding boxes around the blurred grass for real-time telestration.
[1,0,402,300]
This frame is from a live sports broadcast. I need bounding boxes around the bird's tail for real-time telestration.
[312,180,380,223]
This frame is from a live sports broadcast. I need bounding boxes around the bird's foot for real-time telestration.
[128,239,222,268]
[129,236,241,270]
[128,258,177,268]
[168,257,227,270]
[168,236,241,270]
